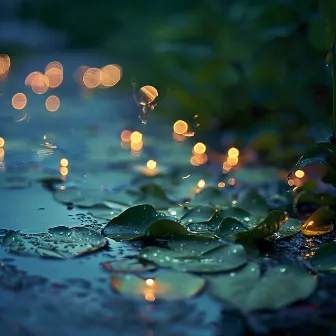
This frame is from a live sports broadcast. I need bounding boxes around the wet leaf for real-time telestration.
[145,218,190,238]
[301,206,334,236]
[168,236,225,256]
[139,245,247,273]
[181,205,217,225]
[2,226,107,259]
[102,204,164,240]
[88,206,124,220]
[217,207,254,227]
[207,264,316,311]
[217,217,249,241]
[237,189,268,218]
[102,258,156,272]
[189,187,231,207]
[236,210,288,243]
[111,270,205,300]
[164,206,189,219]
[269,218,301,240]
[53,187,105,207]
[310,242,336,271]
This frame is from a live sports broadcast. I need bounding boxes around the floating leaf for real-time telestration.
[102,258,156,272]
[207,264,316,311]
[237,189,268,218]
[88,206,124,220]
[310,242,336,271]
[181,206,217,224]
[139,245,247,273]
[2,226,107,259]
[168,236,225,256]
[102,204,164,240]
[269,218,301,240]
[301,206,334,236]
[111,270,205,300]
[217,207,254,228]
[53,187,105,207]
[236,210,288,243]
[217,217,249,241]
[145,218,190,238]
[189,187,231,207]
[164,206,189,219]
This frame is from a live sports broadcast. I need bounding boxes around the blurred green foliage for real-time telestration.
[18,0,333,139]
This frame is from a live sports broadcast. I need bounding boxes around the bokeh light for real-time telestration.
[45,68,63,88]
[196,153,208,165]
[145,279,155,286]
[31,73,49,94]
[46,95,60,112]
[198,179,206,188]
[173,120,188,135]
[101,64,122,87]
[228,177,236,186]
[228,147,239,157]
[0,55,10,76]
[218,182,225,188]
[227,156,238,166]
[190,156,200,166]
[130,131,143,144]
[120,130,132,142]
[25,71,41,86]
[12,93,27,110]
[222,161,231,172]
[60,166,68,176]
[147,160,157,169]
[0,138,5,147]
[83,68,102,88]
[0,148,4,160]
[193,142,206,155]
[295,170,305,178]
[45,61,63,72]
[60,158,69,167]
[138,86,158,105]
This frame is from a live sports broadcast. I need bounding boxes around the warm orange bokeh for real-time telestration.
[60,158,68,167]
[0,137,5,148]
[101,64,122,87]
[193,142,206,155]
[295,170,305,178]
[0,55,10,76]
[120,130,132,142]
[138,86,158,105]
[31,73,49,94]
[25,71,42,86]
[45,68,63,88]
[130,131,143,144]
[83,68,102,88]
[46,95,60,112]
[173,120,188,135]
[12,93,27,110]
[228,147,239,157]
[45,61,63,72]
[147,160,157,170]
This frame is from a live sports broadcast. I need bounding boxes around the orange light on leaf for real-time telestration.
[173,120,188,135]
[12,93,27,110]
[46,95,60,112]
[228,147,239,157]
[130,131,143,144]
[101,64,122,87]
[83,68,102,89]
[193,142,206,155]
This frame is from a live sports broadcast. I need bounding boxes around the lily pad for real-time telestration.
[217,218,249,241]
[301,206,334,236]
[207,264,316,311]
[237,189,268,217]
[139,244,247,273]
[145,218,190,238]
[53,187,105,207]
[310,242,336,271]
[2,226,107,259]
[181,206,217,225]
[101,258,156,272]
[102,204,164,240]
[189,187,231,207]
[269,218,301,240]
[217,207,254,228]
[168,236,225,256]
[111,270,205,300]
[88,206,124,220]
[236,210,288,243]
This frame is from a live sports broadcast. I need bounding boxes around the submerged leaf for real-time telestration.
[2,226,107,258]
[207,264,316,311]
[301,206,334,236]
[111,270,205,300]
[310,242,336,271]
[102,204,164,240]
[236,210,288,243]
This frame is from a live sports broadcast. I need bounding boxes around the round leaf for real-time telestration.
[310,242,336,271]
[145,218,190,238]
[269,218,301,240]
[181,206,217,225]
[217,217,249,241]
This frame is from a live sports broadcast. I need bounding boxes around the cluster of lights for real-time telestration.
[60,158,69,177]
[0,137,5,170]
[288,169,305,187]
[144,278,156,302]
[190,142,208,166]
[0,55,10,78]
[79,64,122,89]
[223,147,239,172]
[120,130,144,156]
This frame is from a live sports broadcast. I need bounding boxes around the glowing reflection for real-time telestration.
[131,141,143,151]
[101,64,122,87]
[46,95,60,112]
[12,93,27,110]
[60,158,68,167]
[288,179,295,186]
[130,131,143,144]
[83,68,102,88]
[302,220,333,236]
[31,73,49,94]
[222,161,231,172]
[173,120,188,135]
[228,147,239,157]
[190,156,200,166]
[227,156,238,166]
[198,179,205,188]
[120,130,132,142]
[295,170,305,178]
[193,142,206,155]
[147,160,157,169]
[0,55,10,76]
[144,279,156,301]
[0,138,4,147]
[0,148,4,159]
[173,132,186,142]
[60,166,68,176]
[145,279,155,286]
[228,177,236,186]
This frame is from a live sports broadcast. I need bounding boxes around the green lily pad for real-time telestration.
[164,206,189,219]
[237,189,268,217]
[269,218,301,240]
[102,204,165,240]
[168,236,225,256]
[139,244,247,273]
[101,258,156,272]
[217,207,254,228]
[181,206,217,225]
[135,184,176,210]
[310,242,336,271]
[207,264,316,311]
[145,218,190,238]
[88,206,124,220]
[189,187,231,207]
[217,217,249,241]
[236,210,288,243]
[187,222,217,234]
[2,226,107,259]
[111,270,205,300]
[301,206,334,236]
